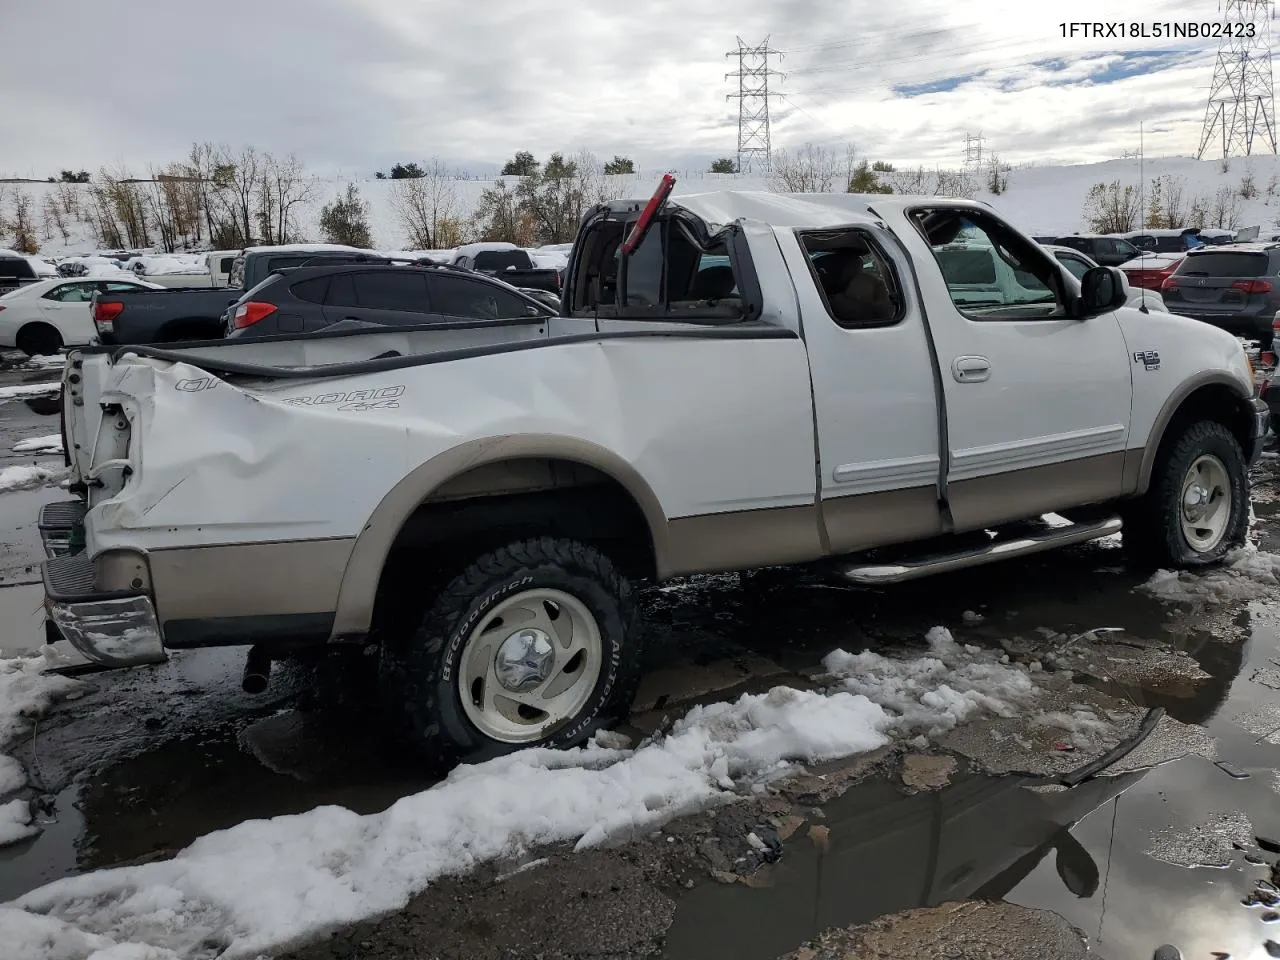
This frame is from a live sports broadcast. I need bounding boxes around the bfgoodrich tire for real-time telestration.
[1124,420,1249,568]
[387,537,640,762]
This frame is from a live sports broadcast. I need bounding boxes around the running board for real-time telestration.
[840,516,1123,585]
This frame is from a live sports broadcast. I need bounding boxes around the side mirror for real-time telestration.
[1076,266,1127,317]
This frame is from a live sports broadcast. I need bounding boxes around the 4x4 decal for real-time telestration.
[282,385,405,411]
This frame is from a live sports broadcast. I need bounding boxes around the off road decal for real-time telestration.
[282,385,405,410]
[175,377,219,392]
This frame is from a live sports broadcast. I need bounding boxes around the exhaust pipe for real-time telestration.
[242,647,272,693]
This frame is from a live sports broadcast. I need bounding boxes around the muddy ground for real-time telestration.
[5,353,1280,959]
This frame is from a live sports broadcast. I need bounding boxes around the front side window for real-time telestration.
[911,208,1065,320]
[800,231,902,328]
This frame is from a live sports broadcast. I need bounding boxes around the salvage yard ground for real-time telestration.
[3,354,1280,958]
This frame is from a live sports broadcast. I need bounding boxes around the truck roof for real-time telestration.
[600,190,992,231]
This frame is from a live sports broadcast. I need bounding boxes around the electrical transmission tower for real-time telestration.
[726,37,784,173]
[1196,0,1277,159]
[963,131,986,165]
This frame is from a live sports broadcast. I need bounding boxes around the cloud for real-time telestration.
[0,0,1263,177]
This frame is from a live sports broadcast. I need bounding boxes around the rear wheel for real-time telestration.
[1123,420,1249,567]
[16,323,62,357]
[383,536,641,762]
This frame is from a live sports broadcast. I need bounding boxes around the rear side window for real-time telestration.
[1176,252,1271,277]
[265,256,311,273]
[292,277,330,303]
[800,230,902,329]
[217,256,235,275]
[353,272,430,311]
[431,276,530,319]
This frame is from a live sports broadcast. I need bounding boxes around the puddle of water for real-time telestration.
[0,485,62,586]
[0,581,46,656]
[0,786,84,902]
[661,768,1149,960]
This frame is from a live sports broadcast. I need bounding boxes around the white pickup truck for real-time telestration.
[39,181,1269,761]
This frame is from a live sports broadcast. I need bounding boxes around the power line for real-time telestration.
[726,37,785,173]
[1196,0,1277,158]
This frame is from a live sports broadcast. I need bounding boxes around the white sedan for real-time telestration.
[0,277,162,356]
[1041,243,1168,312]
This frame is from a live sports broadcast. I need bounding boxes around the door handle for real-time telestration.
[952,356,991,383]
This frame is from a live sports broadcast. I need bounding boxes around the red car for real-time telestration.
[1121,253,1185,291]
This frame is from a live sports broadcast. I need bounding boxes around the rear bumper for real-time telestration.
[38,502,166,667]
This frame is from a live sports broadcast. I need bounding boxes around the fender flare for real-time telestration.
[1132,371,1253,495]
[329,434,670,637]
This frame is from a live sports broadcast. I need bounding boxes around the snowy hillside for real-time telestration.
[6,155,1280,257]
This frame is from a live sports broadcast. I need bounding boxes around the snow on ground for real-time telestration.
[11,435,62,455]
[0,653,83,856]
[0,754,26,795]
[1141,542,1280,605]
[0,464,64,494]
[2,629,1053,960]
[0,382,60,403]
[0,799,39,849]
[18,355,67,370]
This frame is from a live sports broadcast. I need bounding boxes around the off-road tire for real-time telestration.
[1122,420,1249,568]
[383,536,640,763]
[16,323,62,357]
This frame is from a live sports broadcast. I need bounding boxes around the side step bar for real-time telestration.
[841,516,1122,585]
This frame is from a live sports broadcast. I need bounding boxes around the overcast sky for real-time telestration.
[0,0,1257,178]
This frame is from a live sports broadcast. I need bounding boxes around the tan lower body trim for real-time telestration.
[947,452,1127,532]
[664,503,826,577]
[148,537,355,624]
[822,485,945,554]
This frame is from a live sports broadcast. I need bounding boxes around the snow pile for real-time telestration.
[0,652,83,749]
[0,382,60,403]
[12,435,63,455]
[822,627,1038,739]
[0,464,64,494]
[1141,542,1280,604]
[0,800,39,848]
[0,908,131,960]
[0,653,83,852]
[1030,707,1115,750]
[4,685,889,958]
[129,256,205,276]
[0,627,1048,960]
[20,355,66,370]
[0,754,26,794]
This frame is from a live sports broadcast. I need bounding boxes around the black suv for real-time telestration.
[1049,235,1141,267]
[1161,243,1280,347]
[224,262,555,338]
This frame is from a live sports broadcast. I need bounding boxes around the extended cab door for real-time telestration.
[774,222,946,552]
[885,205,1133,532]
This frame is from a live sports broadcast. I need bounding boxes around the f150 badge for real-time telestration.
[1133,350,1160,371]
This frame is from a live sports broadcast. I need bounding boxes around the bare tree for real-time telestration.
[268,153,313,244]
[1081,180,1141,233]
[769,143,844,193]
[1211,185,1243,229]
[392,157,461,248]
[1161,175,1187,227]
[9,191,39,253]
[41,193,70,243]
[218,144,263,246]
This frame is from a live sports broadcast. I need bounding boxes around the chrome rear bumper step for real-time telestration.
[840,516,1123,585]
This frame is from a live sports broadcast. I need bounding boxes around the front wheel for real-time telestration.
[386,536,640,762]
[1124,420,1249,567]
